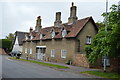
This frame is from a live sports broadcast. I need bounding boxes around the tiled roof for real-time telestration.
[15,31,27,45]
[23,16,97,41]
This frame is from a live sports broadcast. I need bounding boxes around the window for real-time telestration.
[52,31,55,38]
[30,36,33,40]
[51,49,55,57]
[61,49,67,58]
[25,48,27,53]
[25,35,28,40]
[62,29,67,37]
[86,36,92,44]
[77,39,80,52]
[40,34,42,39]
[30,48,32,54]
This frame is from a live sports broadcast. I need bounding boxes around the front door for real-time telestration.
[36,46,46,60]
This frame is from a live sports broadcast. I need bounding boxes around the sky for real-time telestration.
[0,0,119,39]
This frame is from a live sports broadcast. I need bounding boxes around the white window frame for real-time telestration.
[40,33,42,39]
[61,49,67,58]
[30,48,32,54]
[25,48,27,53]
[86,36,92,44]
[62,29,67,37]
[52,31,55,38]
[25,35,28,40]
[51,49,55,57]
[30,35,33,40]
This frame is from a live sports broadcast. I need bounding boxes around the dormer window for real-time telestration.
[40,33,43,39]
[62,28,67,37]
[30,33,33,40]
[30,35,33,40]
[51,30,55,38]
[25,35,28,40]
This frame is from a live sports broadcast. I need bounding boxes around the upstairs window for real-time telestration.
[61,49,67,58]
[30,35,33,40]
[52,31,55,38]
[51,49,55,57]
[25,35,28,40]
[40,34,43,39]
[86,36,92,44]
[62,29,67,37]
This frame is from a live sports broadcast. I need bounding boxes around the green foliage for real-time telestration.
[86,4,120,64]
[81,71,120,79]
[96,21,105,28]
[0,39,12,52]
[5,33,15,41]
[9,57,69,69]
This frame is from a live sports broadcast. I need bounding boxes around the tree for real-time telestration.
[5,33,15,41]
[86,4,120,64]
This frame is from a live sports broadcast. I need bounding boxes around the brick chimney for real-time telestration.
[54,12,62,27]
[68,2,78,23]
[35,16,42,31]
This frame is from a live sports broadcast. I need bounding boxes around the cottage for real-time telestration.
[22,2,98,67]
[12,31,26,53]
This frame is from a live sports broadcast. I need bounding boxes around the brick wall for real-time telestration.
[72,54,90,68]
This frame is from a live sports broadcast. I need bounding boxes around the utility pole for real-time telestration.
[104,0,108,72]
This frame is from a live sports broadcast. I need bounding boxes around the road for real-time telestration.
[2,55,91,78]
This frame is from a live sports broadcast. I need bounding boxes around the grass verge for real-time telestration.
[81,71,120,79]
[8,57,69,69]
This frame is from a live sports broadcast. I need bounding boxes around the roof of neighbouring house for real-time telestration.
[23,16,98,41]
[15,31,27,45]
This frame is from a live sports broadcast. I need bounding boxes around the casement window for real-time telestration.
[61,49,67,58]
[62,29,67,37]
[30,48,32,54]
[51,49,55,57]
[25,35,28,40]
[86,36,92,44]
[52,31,55,38]
[25,48,27,53]
[40,34,43,39]
[30,36,33,40]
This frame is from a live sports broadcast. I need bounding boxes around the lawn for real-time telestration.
[9,57,69,69]
[81,71,120,79]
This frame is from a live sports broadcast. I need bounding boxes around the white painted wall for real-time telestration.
[12,36,22,52]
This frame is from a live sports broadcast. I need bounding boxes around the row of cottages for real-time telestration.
[22,3,98,67]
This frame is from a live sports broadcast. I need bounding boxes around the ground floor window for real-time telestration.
[51,49,55,57]
[61,49,67,58]
[25,48,27,53]
[30,48,32,54]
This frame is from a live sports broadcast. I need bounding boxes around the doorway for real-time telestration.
[36,46,46,60]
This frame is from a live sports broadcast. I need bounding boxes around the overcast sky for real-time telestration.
[0,0,119,39]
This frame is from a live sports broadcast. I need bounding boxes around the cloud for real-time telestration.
[1,1,119,39]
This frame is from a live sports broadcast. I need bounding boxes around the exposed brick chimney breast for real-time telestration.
[54,12,62,27]
[68,2,78,23]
